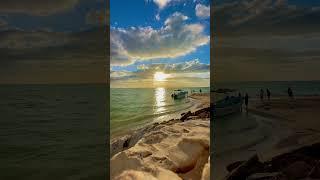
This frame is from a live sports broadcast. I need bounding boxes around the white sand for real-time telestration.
[110,93,210,180]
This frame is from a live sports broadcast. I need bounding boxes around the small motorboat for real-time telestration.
[212,88,243,117]
[171,89,188,99]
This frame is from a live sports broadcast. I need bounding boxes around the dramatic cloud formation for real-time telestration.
[0,0,81,16]
[137,59,209,73]
[195,4,210,18]
[213,0,320,81]
[111,60,209,88]
[111,59,209,81]
[0,28,106,84]
[111,12,209,66]
[214,0,320,36]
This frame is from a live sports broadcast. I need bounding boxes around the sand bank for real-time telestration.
[110,93,210,180]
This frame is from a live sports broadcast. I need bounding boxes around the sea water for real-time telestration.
[0,84,107,180]
[110,87,209,137]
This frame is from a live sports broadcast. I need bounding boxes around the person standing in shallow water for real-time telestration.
[245,93,249,112]
[266,89,271,101]
[260,89,264,102]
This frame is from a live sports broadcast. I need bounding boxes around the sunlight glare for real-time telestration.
[154,72,170,82]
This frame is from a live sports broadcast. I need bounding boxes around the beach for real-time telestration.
[217,95,320,179]
[110,93,210,180]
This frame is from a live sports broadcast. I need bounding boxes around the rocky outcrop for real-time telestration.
[225,143,320,180]
[111,107,211,180]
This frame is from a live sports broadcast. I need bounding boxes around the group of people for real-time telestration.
[239,87,294,112]
[259,88,271,102]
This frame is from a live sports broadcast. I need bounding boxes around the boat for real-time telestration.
[212,88,243,117]
[171,89,188,99]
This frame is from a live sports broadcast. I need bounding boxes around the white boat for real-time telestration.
[171,89,188,99]
[212,89,243,117]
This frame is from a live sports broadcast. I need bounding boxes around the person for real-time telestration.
[245,93,249,112]
[266,88,271,100]
[200,89,202,93]
[238,92,242,112]
[288,87,294,99]
[260,89,264,102]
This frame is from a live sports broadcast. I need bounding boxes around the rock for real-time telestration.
[194,107,210,116]
[226,154,264,180]
[123,138,130,148]
[180,111,192,121]
[310,163,320,178]
[201,160,210,180]
[247,172,281,180]
[227,161,245,172]
[282,161,311,180]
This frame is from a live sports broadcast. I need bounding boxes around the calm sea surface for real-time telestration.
[110,87,209,137]
[0,84,107,180]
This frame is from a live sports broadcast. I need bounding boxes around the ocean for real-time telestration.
[110,87,209,138]
[0,84,107,180]
[215,81,320,97]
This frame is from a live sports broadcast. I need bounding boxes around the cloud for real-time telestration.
[0,27,106,83]
[153,0,178,9]
[111,60,209,88]
[112,59,209,81]
[213,0,320,81]
[137,59,209,73]
[195,4,210,18]
[0,0,81,16]
[0,29,71,50]
[214,0,320,36]
[110,71,136,80]
[155,13,160,21]
[111,12,209,66]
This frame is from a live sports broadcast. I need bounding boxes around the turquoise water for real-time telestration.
[110,87,209,137]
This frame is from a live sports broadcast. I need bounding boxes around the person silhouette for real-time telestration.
[266,89,271,100]
[245,93,249,112]
[260,89,264,102]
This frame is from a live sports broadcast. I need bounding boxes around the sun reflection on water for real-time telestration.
[154,87,166,114]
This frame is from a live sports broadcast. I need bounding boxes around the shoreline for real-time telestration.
[110,93,210,180]
[220,95,320,179]
[110,94,207,140]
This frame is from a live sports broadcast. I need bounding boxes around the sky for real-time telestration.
[110,0,210,88]
[0,0,107,84]
[213,0,320,82]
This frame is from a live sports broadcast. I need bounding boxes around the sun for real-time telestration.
[154,72,169,82]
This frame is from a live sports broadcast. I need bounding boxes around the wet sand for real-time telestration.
[217,96,320,179]
[110,93,210,180]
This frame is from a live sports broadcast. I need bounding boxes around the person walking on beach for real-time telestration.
[260,89,264,102]
[266,88,271,101]
[288,87,293,99]
[245,93,249,112]
[288,87,294,108]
